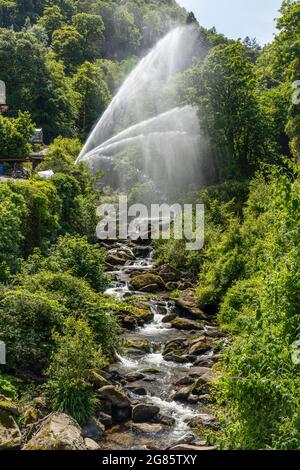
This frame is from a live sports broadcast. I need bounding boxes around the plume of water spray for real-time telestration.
[77,25,212,197]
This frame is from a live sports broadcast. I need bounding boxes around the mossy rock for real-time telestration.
[23,413,86,450]
[0,397,19,416]
[126,339,151,354]
[0,410,22,449]
[130,274,165,293]
[171,317,204,331]
[23,406,42,426]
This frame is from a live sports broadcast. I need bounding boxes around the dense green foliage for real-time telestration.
[0,0,186,141]
[1,0,300,446]
[0,112,34,158]
[47,317,106,424]
[155,0,300,450]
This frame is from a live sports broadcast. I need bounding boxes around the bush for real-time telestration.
[5,179,61,256]
[0,290,67,372]
[19,271,120,356]
[210,167,300,449]
[22,235,109,292]
[47,317,106,424]
[218,278,262,331]
[0,373,20,400]
[46,235,108,292]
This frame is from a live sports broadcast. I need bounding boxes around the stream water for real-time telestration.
[102,245,215,450]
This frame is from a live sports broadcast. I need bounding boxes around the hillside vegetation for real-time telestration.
[0,0,300,450]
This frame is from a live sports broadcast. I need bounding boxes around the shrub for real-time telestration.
[0,373,20,400]
[47,317,106,424]
[19,271,120,356]
[45,235,109,292]
[0,291,67,372]
[212,167,300,449]
[218,278,262,331]
[6,179,61,256]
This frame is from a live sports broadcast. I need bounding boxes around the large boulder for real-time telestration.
[130,274,165,293]
[171,317,204,331]
[22,413,86,450]
[97,386,132,421]
[189,340,211,356]
[132,404,160,423]
[174,289,207,320]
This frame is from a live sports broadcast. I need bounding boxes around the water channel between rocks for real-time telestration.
[99,242,222,450]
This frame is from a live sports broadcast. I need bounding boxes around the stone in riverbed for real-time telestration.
[164,353,193,364]
[173,386,192,401]
[130,274,165,293]
[97,386,131,408]
[188,367,212,378]
[162,313,177,323]
[97,411,112,429]
[171,317,204,331]
[188,413,218,429]
[84,438,100,450]
[132,404,160,423]
[89,371,109,388]
[156,414,175,427]
[132,423,164,434]
[97,386,132,421]
[106,254,128,266]
[126,339,151,354]
[125,382,147,396]
[169,444,217,451]
[189,340,211,356]
[81,417,105,439]
[174,289,207,320]
[141,368,160,375]
[23,413,86,450]
[175,376,194,386]
[125,371,146,382]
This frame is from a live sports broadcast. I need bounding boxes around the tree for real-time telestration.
[186,11,198,25]
[44,56,80,139]
[0,29,79,140]
[37,5,65,41]
[180,42,268,176]
[0,183,26,280]
[72,12,105,61]
[52,25,84,70]
[0,0,16,28]
[92,1,141,59]
[72,61,111,138]
[0,111,34,158]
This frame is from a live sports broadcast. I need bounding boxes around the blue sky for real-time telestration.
[177,0,283,45]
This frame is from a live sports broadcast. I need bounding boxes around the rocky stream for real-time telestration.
[95,239,224,451]
[0,239,225,451]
